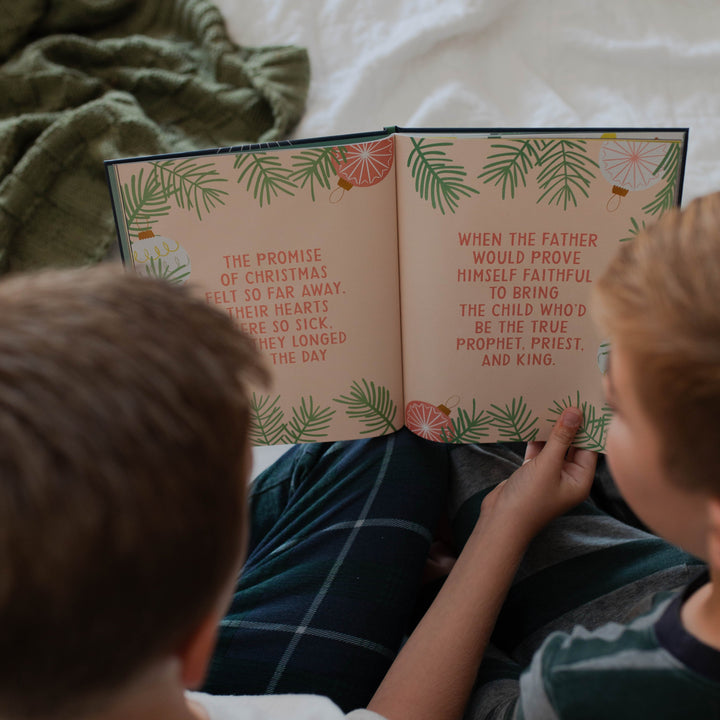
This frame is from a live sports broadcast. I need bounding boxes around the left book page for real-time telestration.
[106,136,404,444]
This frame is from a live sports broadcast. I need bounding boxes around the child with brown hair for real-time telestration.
[0,264,593,720]
[0,265,454,719]
[0,266,270,719]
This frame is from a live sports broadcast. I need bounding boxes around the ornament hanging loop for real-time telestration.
[330,178,353,204]
[605,185,627,213]
[437,395,461,415]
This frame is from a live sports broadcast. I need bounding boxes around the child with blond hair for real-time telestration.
[417,191,720,719]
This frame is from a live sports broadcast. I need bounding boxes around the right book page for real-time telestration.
[395,129,686,448]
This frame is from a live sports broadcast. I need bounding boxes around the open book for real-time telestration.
[105,127,688,449]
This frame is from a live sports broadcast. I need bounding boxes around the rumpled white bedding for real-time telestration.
[214,0,720,476]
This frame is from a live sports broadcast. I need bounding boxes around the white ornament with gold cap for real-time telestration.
[131,229,191,285]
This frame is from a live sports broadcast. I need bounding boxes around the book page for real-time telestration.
[109,136,403,444]
[396,131,685,448]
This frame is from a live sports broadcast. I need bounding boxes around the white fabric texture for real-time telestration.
[187,691,384,719]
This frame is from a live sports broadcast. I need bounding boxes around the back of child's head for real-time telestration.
[0,266,268,718]
[594,190,720,491]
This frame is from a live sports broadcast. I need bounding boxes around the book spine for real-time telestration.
[104,165,132,265]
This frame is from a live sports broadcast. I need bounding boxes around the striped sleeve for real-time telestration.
[515,594,720,719]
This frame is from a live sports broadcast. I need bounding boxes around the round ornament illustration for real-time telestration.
[405,397,458,442]
[599,139,666,211]
[131,229,191,285]
[330,137,395,202]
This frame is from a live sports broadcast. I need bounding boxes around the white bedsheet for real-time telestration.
[214,0,720,476]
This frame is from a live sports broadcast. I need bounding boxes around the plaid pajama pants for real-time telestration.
[203,429,451,711]
[203,434,705,716]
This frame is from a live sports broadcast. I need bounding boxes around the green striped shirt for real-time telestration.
[516,574,720,719]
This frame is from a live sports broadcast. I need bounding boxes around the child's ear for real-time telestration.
[706,497,720,570]
[178,609,223,690]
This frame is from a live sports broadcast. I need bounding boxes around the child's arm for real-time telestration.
[367,408,598,720]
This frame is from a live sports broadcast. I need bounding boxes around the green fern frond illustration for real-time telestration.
[334,379,398,435]
[249,393,287,446]
[235,152,297,207]
[442,400,492,443]
[121,168,172,237]
[283,396,335,443]
[547,391,612,451]
[478,140,542,199]
[619,216,646,242]
[290,147,346,201]
[407,138,479,215]
[151,159,229,220]
[535,140,598,210]
[488,396,539,441]
[642,143,681,217]
[143,257,191,285]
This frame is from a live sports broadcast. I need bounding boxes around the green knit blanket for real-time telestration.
[0,0,310,272]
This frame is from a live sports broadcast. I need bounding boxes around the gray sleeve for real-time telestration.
[463,644,522,720]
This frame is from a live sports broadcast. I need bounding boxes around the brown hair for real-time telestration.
[593,191,720,490]
[0,266,269,718]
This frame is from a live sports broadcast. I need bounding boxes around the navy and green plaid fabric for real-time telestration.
[204,434,707,717]
[203,429,450,711]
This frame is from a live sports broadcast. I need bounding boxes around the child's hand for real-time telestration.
[480,408,598,543]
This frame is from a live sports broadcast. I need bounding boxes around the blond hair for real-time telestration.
[593,191,720,490]
[0,266,269,717]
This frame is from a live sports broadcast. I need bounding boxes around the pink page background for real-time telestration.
[396,132,683,446]
[112,146,403,444]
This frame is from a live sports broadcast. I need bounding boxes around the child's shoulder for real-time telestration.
[517,572,720,718]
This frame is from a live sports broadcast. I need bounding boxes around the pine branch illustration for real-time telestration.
[249,393,287,446]
[121,168,171,237]
[533,139,553,153]
[642,143,681,217]
[488,396,539,441]
[334,379,398,435]
[443,400,492,443]
[407,138,479,215]
[619,216,646,243]
[290,147,345,201]
[478,139,541,199]
[535,140,598,210]
[234,153,297,207]
[283,396,335,443]
[143,257,191,285]
[547,392,612,451]
[152,159,229,220]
